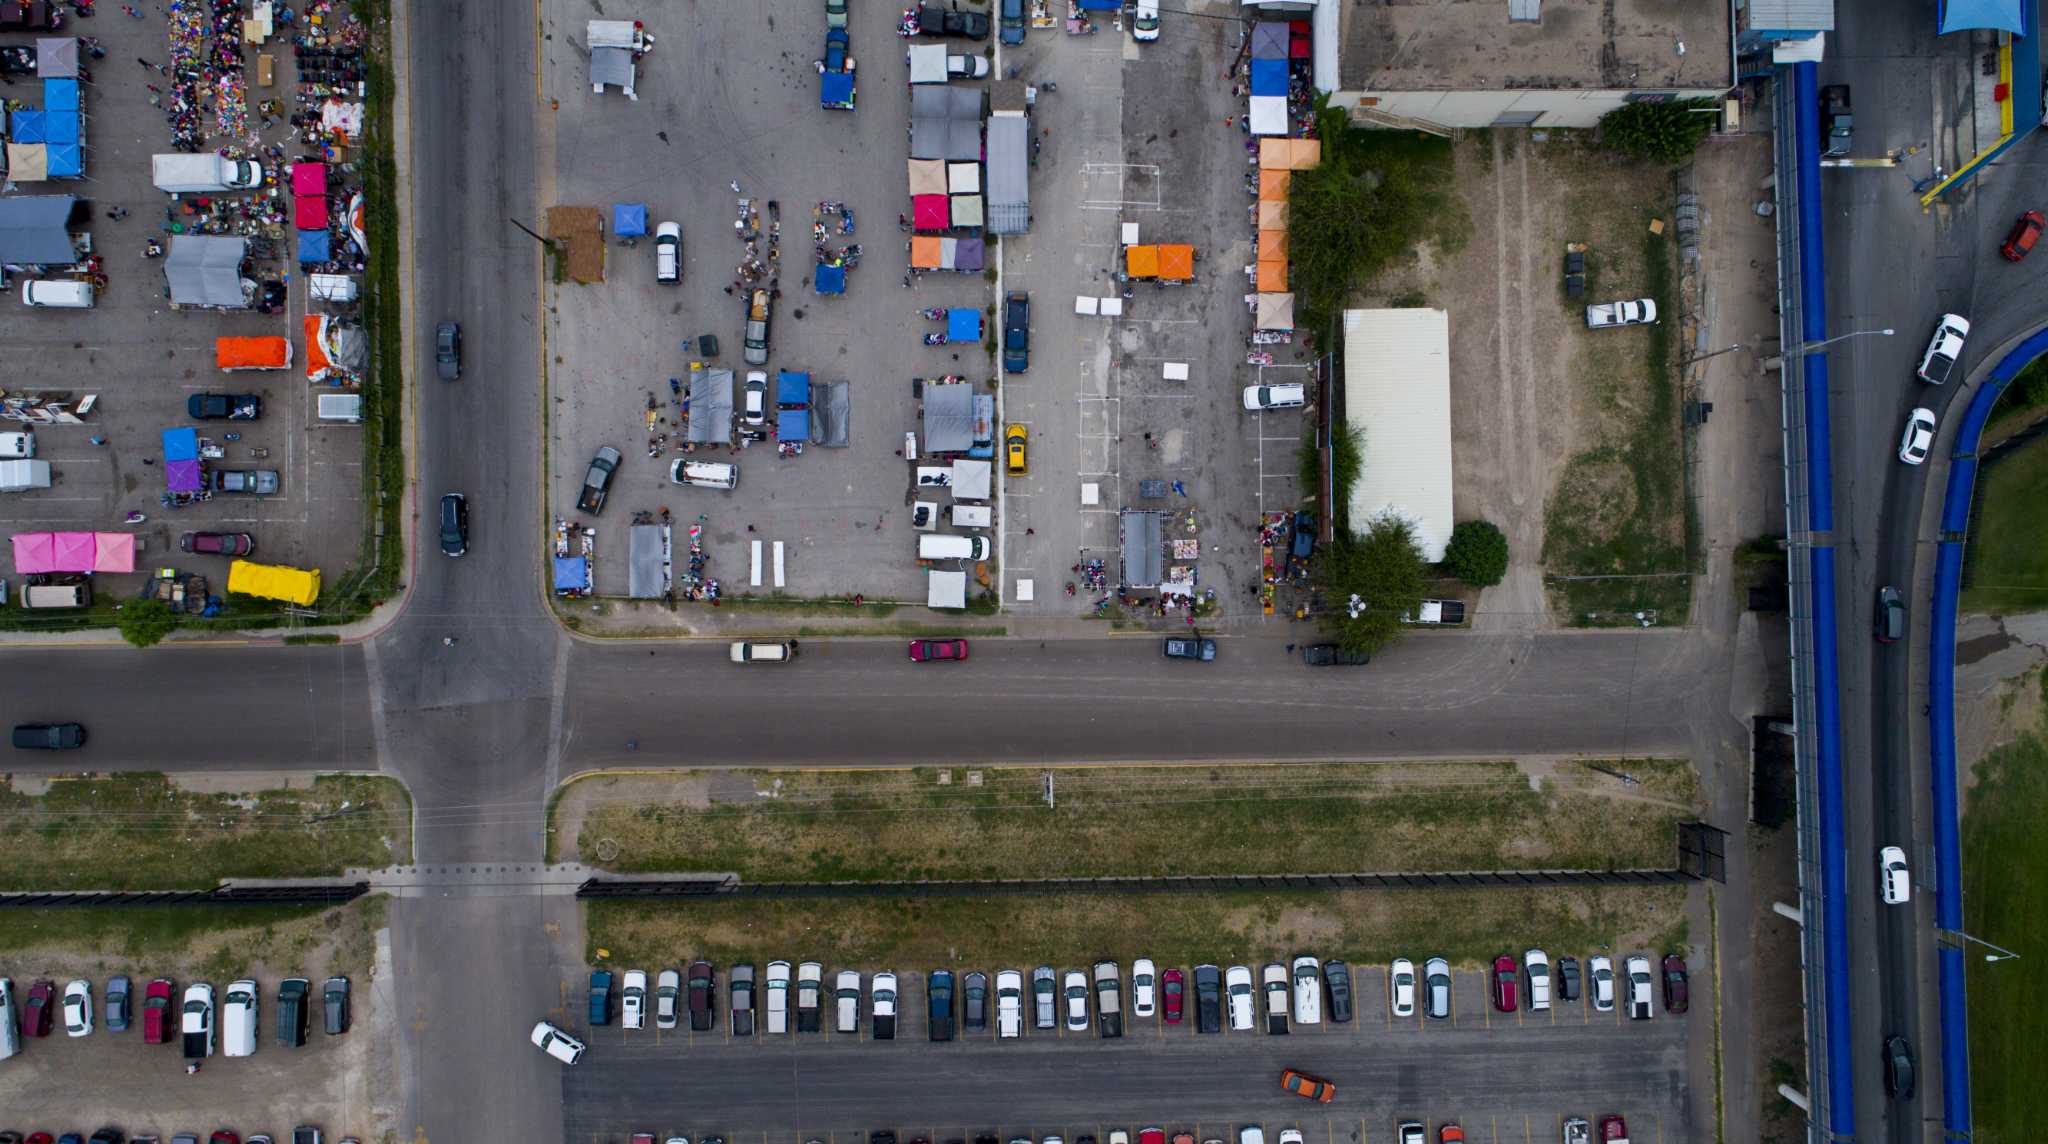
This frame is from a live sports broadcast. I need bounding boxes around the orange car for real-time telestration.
[1280,1067,1337,1102]
[1438,1126,1466,1144]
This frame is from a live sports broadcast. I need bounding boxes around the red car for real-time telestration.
[211,1133,242,1144]
[1138,1129,1166,1144]
[1661,954,1689,1014]
[1491,955,1519,1012]
[1161,967,1184,1023]
[909,638,969,662]
[27,1134,57,1144]
[142,977,176,1044]
[1598,1116,1627,1141]
[23,978,55,1036]
[632,1136,658,1144]
[1438,1127,1465,1144]
[180,531,255,556]
[2002,209,2044,261]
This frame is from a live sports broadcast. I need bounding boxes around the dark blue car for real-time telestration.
[928,968,956,1041]
[588,970,614,1026]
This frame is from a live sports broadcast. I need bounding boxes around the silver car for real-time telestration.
[1589,955,1616,1012]
[1063,968,1090,1031]
[1423,957,1451,1020]
[1032,965,1057,1029]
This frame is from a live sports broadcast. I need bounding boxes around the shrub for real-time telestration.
[117,598,177,648]
[1315,514,1427,654]
[1442,520,1510,587]
[1597,99,1717,164]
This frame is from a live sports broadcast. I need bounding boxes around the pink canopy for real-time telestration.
[912,193,949,230]
[291,161,327,195]
[53,531,95,571]
[92,532,135,573]
[11,532,56,573]
[295,195,329,229]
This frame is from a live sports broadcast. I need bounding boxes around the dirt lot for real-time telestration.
[0,897,390,1141]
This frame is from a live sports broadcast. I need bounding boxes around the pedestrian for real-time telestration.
[90,435,106,446]
[746,524,755,532]
[145,83,161,93]
[1285,643,1295,655]
[122,3,142,16]
[729,179,742,193]
[142,457,154,465]
[1224,116,1235,128]
[723,285,734,295]
[1025,528,1034,535]
[137,57,154,68]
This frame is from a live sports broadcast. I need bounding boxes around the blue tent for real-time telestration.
[10,110,45,143]
[553,556,589,592]
[780,404,810,442]
[43,111,78,145]
[45,143,81,178]
[161,427,199,462]
[814,261,846,295]
[946,307,982,342]
[777,369,811,406]
[297,229,331,263]
[1938,0,2028,32]
[1077,0,1119,9]
[612,203,647,237]
[820,72,856,109]
[1249,58,1289,97]
[43,78,79,112]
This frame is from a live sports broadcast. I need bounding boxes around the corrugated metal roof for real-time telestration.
[1746,0,1835,31]
[1506,0,1541,22]
[1342,309,1455,562]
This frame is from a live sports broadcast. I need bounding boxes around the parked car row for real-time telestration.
[0,1131,342,1144]
[605,1124,1636,1144]
[1484,950,1688,1020]
[0,974,350,1062]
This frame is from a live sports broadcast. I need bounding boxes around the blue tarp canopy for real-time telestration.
[815,261,846,294]
[1077,0,1119,9]
[1938,0,2028,32]
[777,369,811,406]
[43,78,78,112]
[10,109,45,143]
[613,203,647,237]
[553,556,588,591]
[43,111,78,145]
[161,427,199,462]
[1250,58,1289,97]
[946,307,982,342]
[820,72,856,108]
[780,405,810,441]
[46,143,81,178]
[297,229,331,263]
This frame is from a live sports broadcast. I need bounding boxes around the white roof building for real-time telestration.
[1342,308,1454,562]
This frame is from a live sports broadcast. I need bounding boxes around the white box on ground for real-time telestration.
[1163,362,1189,382]
[751,540,762,586]
[1075,296,1099,316]
[773,541,785,588]
[951,504,992,528]
[1081,482,1099,506]
[1121,222,1140,246]
[1015,578,1034,602]
[1100,297,1124,316]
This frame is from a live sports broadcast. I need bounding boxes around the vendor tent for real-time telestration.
[91,532,135,573]
[5,144,49,182]
[1120,510,1164,587]
[1156,244,1194,280]
[688,367,735,444]
[553,555,590,593]
[1257,251,1289,290]
[52,532,93,571]
[949,195,984,229]
[947,162,981,194]
[910,234,944,267]
[952,458,992,501]
[1249,20,1289,58]
[923,383,975,453]
[985,115,1029,234]
[1248,95,1289,136]
[1249,57,1289,97]
[44,78,77,112]
[927,568,967,609]
[9,532,54,574]
[294,195,329,230]
[946,308,982,342]
[907,43,948,83]
[910,116,947,160]
[7,531,135,575]
[1259,137,1322,169]
[1255,292,1295,331]
[1257,199,1288,229]
[35,37,77,78]
[216,335,291,370]
[297,229,331,263]
[953,236,985,270]
[627,523,669,599]
[590,47,636,99]
[908,158,948,195]
[165,235,250,308]
[1258,168,1292,198]
[291,162,327,196]
[820,71,855,108]
[813,380,850,447]
[161,427,202,493]
[227,560,321,605]
[814,261,847,295]
[0,194,78,264]
[612,203,647,237]
[777,370,811,443]
[9,108,43,142]
[913,193,950,230]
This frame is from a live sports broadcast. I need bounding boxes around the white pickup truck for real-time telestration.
[1584,298,1658,329]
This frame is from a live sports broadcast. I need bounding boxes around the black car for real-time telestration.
[963,970,989,1032]
[730,964,756,1036]
[323,976,351,1035]
[917,2,989,37]
[180,531,255,556]
[87,1131,124,1144]
[1290,510,1316,560]
[1193,963,1222,1034]
[277,977,309,1047]
[436,321,462,380]
[578,446,622,515]
[12,722,84,749]
[439,492,469,557]
[187,392,262,421]
[1324,958,1353,1023]
[1883,1034,1915,1099]
[928,968,956,1042]
[1163,636,1217,661]
[1003,291,1030,373]
[1302,644,1369,666]
[1875,585,1905,643]
[1557,956,1581,1002]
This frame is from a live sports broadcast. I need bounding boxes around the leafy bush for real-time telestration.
[1442,520,1510,587]
[1315,514,1426,654]
[117,598,177,648]
[1597,100,1717,164]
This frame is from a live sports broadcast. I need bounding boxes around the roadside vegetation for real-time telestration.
[1963,434,2048,614]
[1310,516,1428,653]
[1964,670,2048,1137]
[1442,520,1510,588]
[564,760,1698,880]
[0,896,387,984]
[1986,355,2048,440]
[0,773,412,890]
[586,883,1689,970]
[1596,100,1718,164]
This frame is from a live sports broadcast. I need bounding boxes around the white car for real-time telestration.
[1131,958,1157,1017]
[1063,969,1089,1031]
[1225,964,1255,1031]
[620,969,646,1030]
[764,960,791,1033]
[1585,298,1657,328]
[1242,382,1307,411]
[948,53,990,78]
[1388,958,1417,1018]
[743,370,768,426]
[1879,845,1911,905]
[181,982,215,1058]
[1589,955,1616,1012]
[1625,954,1654,1019]
[655,968,680,1029]
[1130,0,1160,39]
[995,969,1023,1038]
[1238,1129,1264,1144]
[1899,407,1937,465]
[1916,313,1970,384]
[63,979,92,1037]
[871,970,898,1039]
[222,979,258,1057]
[834,969,861,1033]
[1524,949,1552,1011]
[1290,955,1322,1024]
[1396,1124,1425,1144]
[655,220,681,284]
[1261,962,1290,1032]
[531,1019,585,1065]
[1277,1132,1303,1144]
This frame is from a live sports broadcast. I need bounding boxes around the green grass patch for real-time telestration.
[720,594,903,619]
[0,773,412,890]
[586,883,1686,970]
[1985,354,2048,440]
[0,896,388,982]
[1963,436,2048,613]
[1963,679,2048,1139]
[566,760,1697,880]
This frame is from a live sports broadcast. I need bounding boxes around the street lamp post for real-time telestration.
[1947,928,2021,963]
[1794,327,1895,355]
[1682,343,1745,366]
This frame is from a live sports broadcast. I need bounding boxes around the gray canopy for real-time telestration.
[1121,510,1163,587]
[35,37,78,78]
[628,522,668,598]
[163,235,250,308]
[0,195,78,265]
[922,383,974,453]
[688,368,734,444]
[812,380,850,447]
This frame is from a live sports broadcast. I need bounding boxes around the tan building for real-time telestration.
[1330,0,1735,131]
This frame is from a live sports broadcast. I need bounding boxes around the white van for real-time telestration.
[917,534,991,561]
[317,393,364,423]
[21,279,95,308]
[834,969,861,1033]
[0,978,19,1061]
[670,459,739,489]
[222,979,259,1057]
[22,583,89,609]
[730,640,795,664]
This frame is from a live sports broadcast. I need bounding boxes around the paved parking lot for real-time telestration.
[0,10,364,597]
[560,961,1692,1139]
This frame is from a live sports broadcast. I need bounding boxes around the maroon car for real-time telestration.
[687,959,715,1031]
[23,978,55,1036]
[142,977,175,1044]
[1161,967,1184,1023]
[1661,954,1689,1014]
[211,1133,242,1144]
[1490,955,1519,1012]
[2002,209,2044,262]
[1598,1116,1626,1141]
[180,531,255,556]
[909,638,968,662]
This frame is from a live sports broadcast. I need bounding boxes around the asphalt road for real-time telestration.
[1819,5,2048,1139]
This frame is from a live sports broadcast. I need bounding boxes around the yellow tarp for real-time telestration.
[227,559,321,605]
[1125,244,1160,278]
[1156,244,1195,280]
[1258,169,1292,200]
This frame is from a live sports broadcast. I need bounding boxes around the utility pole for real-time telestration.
[1042,771,1055,810]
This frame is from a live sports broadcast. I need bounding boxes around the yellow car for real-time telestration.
[1005,423,1028,475]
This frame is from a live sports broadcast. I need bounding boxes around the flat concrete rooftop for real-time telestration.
[1339,0,1733,92]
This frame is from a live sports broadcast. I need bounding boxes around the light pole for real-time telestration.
[1948,928,2021,963]
[1794,327,1894,354]
[1682,343,1745,366]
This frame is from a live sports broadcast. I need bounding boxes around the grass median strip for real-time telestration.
[562,759,1699,880]
[0,773,412,891]
[0,896,388,983]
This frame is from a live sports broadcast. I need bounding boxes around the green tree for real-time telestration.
[1597,100,1717,164]
[1442,519,1510,587]
[1315,514,1427,654]
[117,598,177,648]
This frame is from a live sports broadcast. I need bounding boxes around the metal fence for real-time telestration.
[0,882,370,909]
[578,867,1696,901]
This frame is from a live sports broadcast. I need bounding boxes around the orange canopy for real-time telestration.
[909,234,943,269]
[1258,169,1292,200]
[1155,244,1195,281]
[1125,244,1160,278]
[215,336,290,370]
[1259,137,1324,170]
[1258,229,1289,260]
[1256,257,1289,292]
[1257,200,1288,229]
